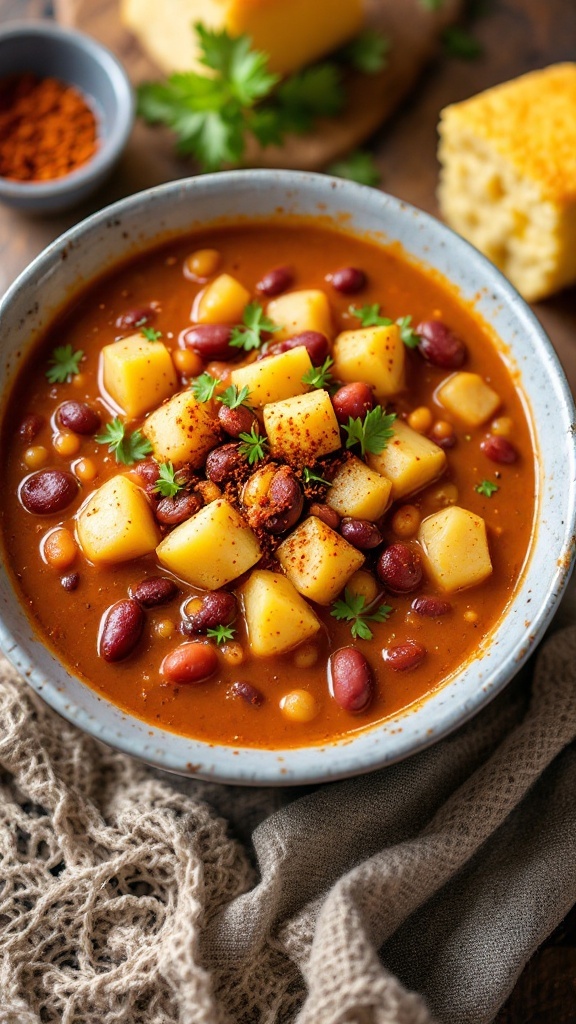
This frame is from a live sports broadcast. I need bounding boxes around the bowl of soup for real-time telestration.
[0,170,574,784]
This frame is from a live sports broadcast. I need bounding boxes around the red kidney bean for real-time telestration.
[206,443,245,483]
[340,517,383,550]
[434,434,457,450]
[256,265,294,297]
[155,492,202,526]
[19,414,45,444]
[183,591,237,633]
[265,331,330,365]
[411,595,452,617]
[20,470,78,515]
[309,503,340,530]
[57,400,101,435]
[415,320,467,369]
[115,304,157,330]
[480,434,518,464]
[328,266,367,295]
[60,572,79,592]
[218,403,258,438]
[131,576,179,608]
[266,467,303,533]
[132,458,161,495]
[377,543,423,593]
[181,324,235,360]
[99,599,144,662]
[383,640,426,672]
[231,680,265,706]
[161,643,218,685]
[332,382,374,424]
[330,647,374,712]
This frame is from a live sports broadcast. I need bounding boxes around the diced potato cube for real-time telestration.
[327,456,392,521]
[437,372,501,426]
[263,389,341,466]
[142,390,219,469]
[77,475,159,564]
[367,419,446,500]
[276,515,364,605]
[230,346,313,407]
[418,505,492,592]
[156,498,261,589]
[242,570,321,656]
[102,334,178,419]
[332,325,405,400]
[267,289,333,341]
[194,273,250,324]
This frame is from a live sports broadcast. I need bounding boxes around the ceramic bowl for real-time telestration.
[0,21,134,213]
[0,170,575,784]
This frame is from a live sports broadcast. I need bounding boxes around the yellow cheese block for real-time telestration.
[230,346,313,407]
[102,334,178,420]
[276,515,364,605]
[367,419,446,501]
[263,389,341,466]
[121,0,363,76]
[418,506,492,593]
[242,570,321,656]
[77,475,160,564]
[156,497,261,589]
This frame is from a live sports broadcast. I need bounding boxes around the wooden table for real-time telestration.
[1,1,575,1019]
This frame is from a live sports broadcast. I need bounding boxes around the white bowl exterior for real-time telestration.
[0,171,575,784]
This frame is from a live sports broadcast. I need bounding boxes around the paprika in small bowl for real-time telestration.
[0,21,134,213]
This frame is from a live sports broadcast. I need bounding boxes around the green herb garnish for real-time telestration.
[95,417,153,465]
[192,372,219,402]
[419,0,445,9]
[302,467,331,487]
[141,327,163,342]
[230,301,280,352]
[331,588,393,641]
[396,315,420,349]
[475,479,499,498]
[443,26,483,59]
[302,356,334,391]
[154,461,185,498]
[207,623,236,645]
[341,29,389,74]
[349,303,393,328]
[45,345,84,384]
[328,150,381,187]
[218,384,252,410]
[342,406,396,457]
[238,425,268,465]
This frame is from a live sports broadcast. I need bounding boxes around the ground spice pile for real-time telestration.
[0,73,99,182]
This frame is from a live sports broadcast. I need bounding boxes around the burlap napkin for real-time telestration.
[1,606,575,1024]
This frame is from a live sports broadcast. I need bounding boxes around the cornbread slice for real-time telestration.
[438,64,576,301]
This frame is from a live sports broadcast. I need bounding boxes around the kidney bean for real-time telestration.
[231,680,265,706]
[377,543,423,593]
[330,648,374,712]
[161,643,218,685]
[156,492,202,526]
[181,324,235,360]
[206,443,245,483]
[480,434,518,464]
[20,469,78,515]
[328,267,367,295]
[19,414,44,444]
[115,304,157,330]
[132,458,161,497]
[60,572,79,592]
[266,467,303,533]
[218,403,258,438]
[131,576,179,608]
[332,382,374,424]
[434,434,457,450]
[256,265,294,297]
[411,595,452,617]
[415,320,467,368]
[383,640,426,672]
[183,591,237,633]
[340,518,383,550]
[265,331,330,365]
[99,599,144,662]
[57,400,101,435]
[309,503,340,530]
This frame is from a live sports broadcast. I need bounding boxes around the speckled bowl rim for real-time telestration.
[0,170,575,785]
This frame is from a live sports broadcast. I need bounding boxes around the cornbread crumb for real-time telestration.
[438,63,576,302]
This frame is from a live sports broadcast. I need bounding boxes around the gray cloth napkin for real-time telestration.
[0,602,575,1024]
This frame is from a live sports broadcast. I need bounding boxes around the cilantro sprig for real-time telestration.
[238,425,268,465]
[141,327,163,342]
[475,479,499,498]
[341,29,389,74]
[350,304,393,328]
[328,151,381,187]
[218,384,252,410]
[154,461,185,498]
[342,406,396,457]
[207,624,236,645]
[396,315,420,349]
[302,356,334,391]
[331,588,393,641]
[192,372,219,402]
[45,345,84,384]
[230,302,280,352]
[95,418,153,465]
[302,467,331,487]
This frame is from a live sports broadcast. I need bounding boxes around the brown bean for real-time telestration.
[265,331,330,365]
[416,320,467,369]
[155,492,202,526]
[20,469,78,515]
[206,443,245,483]
[231,680,265,706]
[434,434,457,451]
[218,403,258,438]
[131,576,179,608]
[330,647,374,712]
[19,414,45,444]
[99,599,144,662]
[332,382,374,424]
[181,324,235,360]
[183,591,237,633]
[115,304,157,330]
[132,458,161,496]
[256,265,294,297]
[266,467,303,533]
[480,434,518,464]
[309,503,340,530]
[340,517,383,550]
[328,266,367,295]
[161,643,218,685]
[377,543,423,593]
[57,400,101,435]
[411,595,452,617]
[60,572,79,592]
[383,640,426,672]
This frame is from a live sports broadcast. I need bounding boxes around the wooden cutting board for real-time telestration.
[55,0,463,171]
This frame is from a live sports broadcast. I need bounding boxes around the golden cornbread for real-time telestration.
[438,63,576,301]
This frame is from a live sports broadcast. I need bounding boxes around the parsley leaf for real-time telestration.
[419,0,445,9]
[396,315,420,348]
[141,327,163,342]
[342,406,396,457]
[475,479,499,498]
[45,345,84,384]
[207,623,236,645]
[331,588,393,641]
[218,384,252,410]
[443,26,483,59]
[238,425,268,465]
[192,372,219,402]
[328,150,381,187]
[349,303,393,328]
[302,466,331,487]
[154,461,185,498]
[272,63,343,134]
[229,301,279,351]
[95,417,153,465]
[302,356,334,390]
[341,30,389,74]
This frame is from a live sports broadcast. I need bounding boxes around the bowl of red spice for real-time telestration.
[0,21,134,213]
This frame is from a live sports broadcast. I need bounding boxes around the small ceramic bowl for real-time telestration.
[0,170,575,784]
[0,21,134,213]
